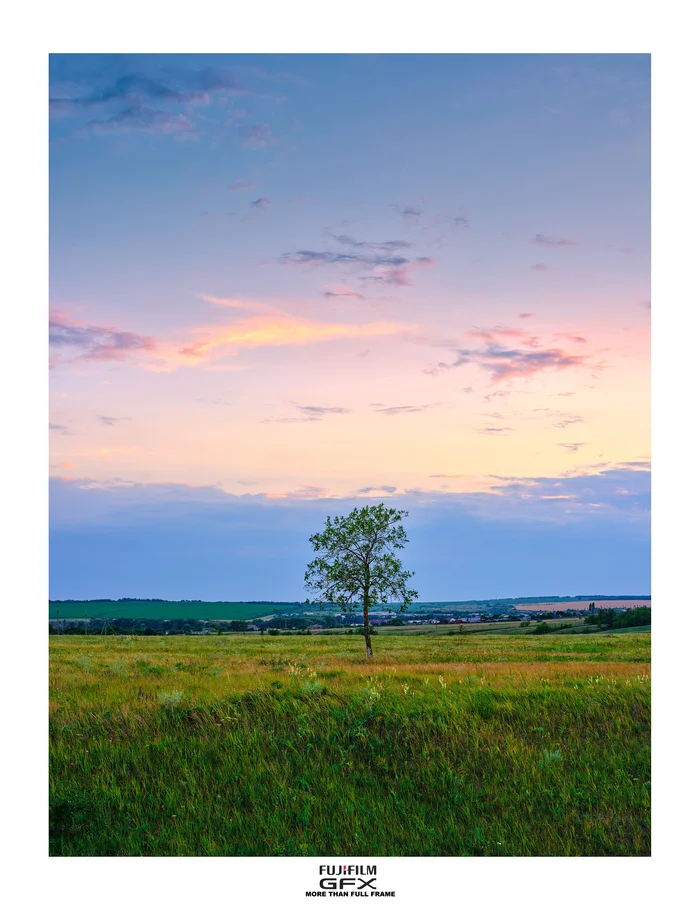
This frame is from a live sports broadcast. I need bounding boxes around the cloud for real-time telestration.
[85,106,194,136]
[250,197,271,209]
[281,249,410,269]
[170,295,411,366]
[97,415,130,427]
[556,442,586,452]
[323,285,366,300]
[49,464,649,600]
[400,207,423,220]
[227,179,256,192]
[51,463,650,519]
[549,413,584,429]
[50,73,213,113]
[296,406,350,416]
[238,123,274,148]
[519,313,535,319]
[59,296,406,373]
[281,485,332,499]
[427,326,594,384]
[466,325,539,347]
[280,240,434,287]
[328,234,413,253]
[554,333,588,345]
[261,416,321,424]
[531,263,553,272]
[372,404,433,417]
[49,423,71,434]
[357,258,434,287]
[480,426,514,434]
[51,66,256,117]
[50,309,155,366]
[355,485,397,495]
[532,234,579,247]
[50,67,260,142]
[486,465,649,514]
[257,404,351,423]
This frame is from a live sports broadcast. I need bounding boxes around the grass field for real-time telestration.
[48,600,650,621]
[49,630,650,857]
[48,601,288,621]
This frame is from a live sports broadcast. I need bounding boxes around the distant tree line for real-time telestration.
[49,615,345,635]
[583,606,651,630]
[50,618,251,635]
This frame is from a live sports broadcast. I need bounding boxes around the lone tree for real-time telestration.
[304,504,418,658]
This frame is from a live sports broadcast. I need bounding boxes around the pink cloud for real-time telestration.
[427,324,599,384]
[554,333,588,345]
[165,295,413,367]
[323,284,366,300]
[466,325,540,348]
[49,308,155,366]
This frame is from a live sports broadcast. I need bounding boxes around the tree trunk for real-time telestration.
[363,592,373,658]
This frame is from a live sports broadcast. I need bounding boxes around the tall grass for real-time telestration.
[49,632,650,856]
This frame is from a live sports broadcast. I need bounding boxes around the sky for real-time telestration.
[49,53,650,601]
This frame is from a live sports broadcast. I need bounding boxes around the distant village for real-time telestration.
[49,599,650,636]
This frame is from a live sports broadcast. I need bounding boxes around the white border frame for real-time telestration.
[5,2,696,907]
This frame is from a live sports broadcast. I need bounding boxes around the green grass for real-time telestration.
[48,600,286,621]
[49,631,650,857]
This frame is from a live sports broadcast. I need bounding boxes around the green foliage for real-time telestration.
[585,607,651,630]
[532,622,552,635]
[304,503,418,613]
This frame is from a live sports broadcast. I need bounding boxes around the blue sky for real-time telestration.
[49,53,650,600]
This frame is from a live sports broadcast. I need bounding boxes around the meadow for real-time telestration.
[49,630,650,857]
[48,601,286,621]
